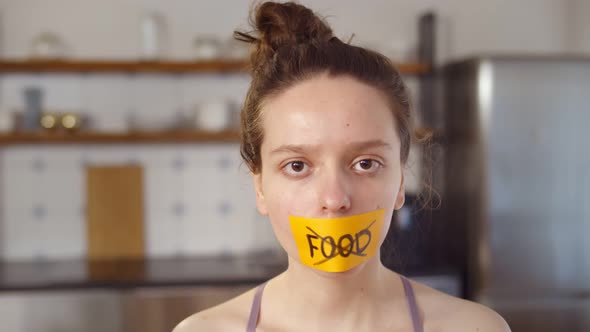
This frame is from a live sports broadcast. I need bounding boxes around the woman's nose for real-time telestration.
[318,170,352,213]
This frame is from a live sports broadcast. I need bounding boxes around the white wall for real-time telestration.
[305,0,571,64]
[0,0,574,63]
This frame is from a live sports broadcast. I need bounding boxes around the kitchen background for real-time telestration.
[0,0,588,331]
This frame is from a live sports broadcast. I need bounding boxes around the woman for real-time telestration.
[175,2,510,331]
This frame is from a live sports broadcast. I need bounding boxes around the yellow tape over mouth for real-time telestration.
[289,209,385,272]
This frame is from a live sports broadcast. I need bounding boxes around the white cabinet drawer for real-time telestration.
[0,291,122,332]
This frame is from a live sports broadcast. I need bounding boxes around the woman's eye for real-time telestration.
[282,161,309,176]
[353,159,382,173]
[290,161,305,172]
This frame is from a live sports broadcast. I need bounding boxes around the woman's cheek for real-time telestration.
[264,188,305,258]
[266,186,295,222]
[268,185,312,242]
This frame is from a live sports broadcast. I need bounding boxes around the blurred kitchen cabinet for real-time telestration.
[0,285,255,332]
[494,298,590,332]
[0,291,123,332]
[121,285,254,332]
[86,165,145,260]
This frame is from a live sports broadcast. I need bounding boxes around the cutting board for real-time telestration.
[86,164,145,260]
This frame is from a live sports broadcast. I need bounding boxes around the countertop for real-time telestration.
[0,253,288,292]
[0,253,460,293]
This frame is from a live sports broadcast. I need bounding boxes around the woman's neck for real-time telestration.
[268,253,405,329]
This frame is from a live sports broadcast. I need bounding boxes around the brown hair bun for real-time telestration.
[235,2,334,72]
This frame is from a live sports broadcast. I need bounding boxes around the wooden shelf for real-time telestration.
[0,130,240,145]
[0,59,431,75]
[0,127,440,145]
[0,59,250,74]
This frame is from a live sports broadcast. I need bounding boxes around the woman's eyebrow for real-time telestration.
[347,139,392,151]
[270,140,391,155]
[270,144,316,155]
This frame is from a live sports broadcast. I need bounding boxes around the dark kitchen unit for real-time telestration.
[381,194,461,298]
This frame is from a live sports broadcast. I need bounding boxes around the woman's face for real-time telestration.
[253,73,405,267]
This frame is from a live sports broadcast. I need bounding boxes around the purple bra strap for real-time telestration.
[401,275,424,332]
[245,281,268,332]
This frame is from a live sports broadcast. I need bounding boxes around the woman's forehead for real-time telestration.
[266,74,385,110]
[260,75,399,151]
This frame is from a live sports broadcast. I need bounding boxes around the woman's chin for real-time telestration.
[287,253,381,279]
[308,261,370,279]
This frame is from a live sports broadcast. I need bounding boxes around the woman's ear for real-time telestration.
[394,174,405,210]
[253,173,269,216]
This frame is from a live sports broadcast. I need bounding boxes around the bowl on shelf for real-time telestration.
[193,99,233,132]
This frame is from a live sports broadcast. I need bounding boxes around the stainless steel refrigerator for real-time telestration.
[442,56,590,332]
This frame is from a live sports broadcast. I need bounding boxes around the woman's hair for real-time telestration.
[234,1,417,175]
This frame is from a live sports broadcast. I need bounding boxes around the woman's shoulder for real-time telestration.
[172,285,259,332]
[407,278,511,332]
